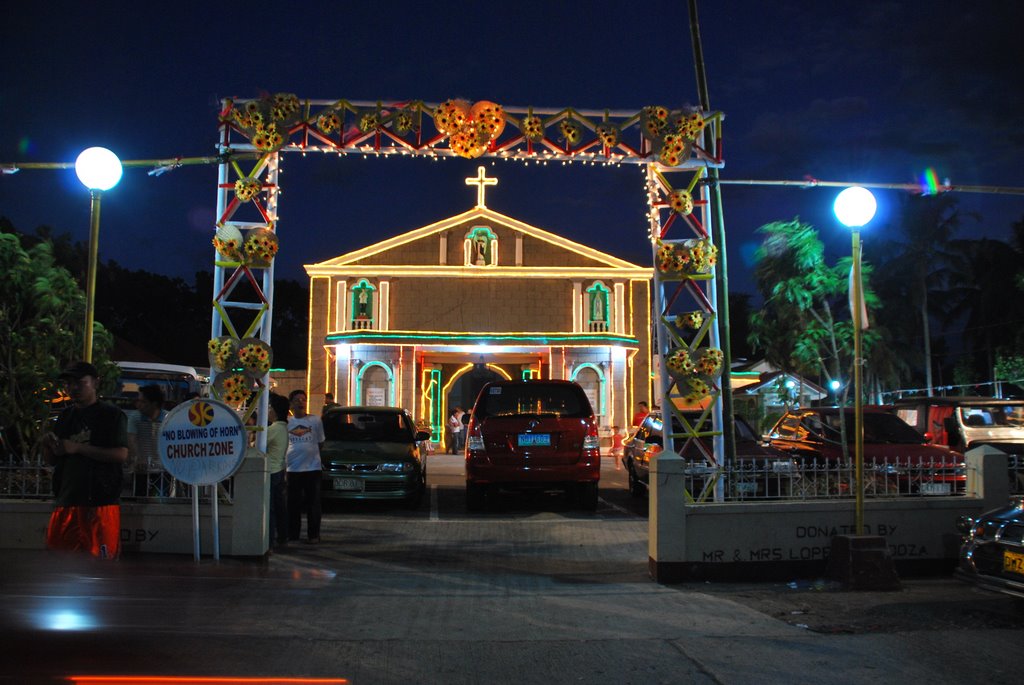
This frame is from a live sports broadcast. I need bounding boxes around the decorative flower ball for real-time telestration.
[253,124,284,152]
[595,123,620,148]
[213,224,244,262]
[359,112,380,132]
[520,114,545,142]
[680,111,706,140]
[666,348,696,377]
[433,99,470,136]
[316,111,341,134]
[675,311,704,330]
[218,372,252,406]
[559,119,582,145]
[669,189,694,214]
[450,126,488,159]
[656,242,677,273]
[238,340,272,374]
[470,101,506,140]
[673,245,693,272]
[208,337,239,373]
[696,348,724,377]
[244,228,279,266]
[234,177,262,202]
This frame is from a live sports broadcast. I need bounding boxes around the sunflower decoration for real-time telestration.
[665,348,696,377]
[658,133,692,167]
[673,243,694,272]
[470,100,506,140]
[595,123,620,148]
[668,188,694,214]
[674,110,706,140]
[695,348,724,378]
[690,239,718,273]
[433,99,471,136]
[252,122,285,152]
[316,110,342,134]
[680,377,710,403]
[519,113,545,142]
[208,336,239,373]
[271,93,301,121]
[656,241,676,273]
[237,337,273,375]
[392,108,416,136]
[213,224,244,262]
[675,311,704,330]
[244,227,279,267]
[215,372,253,407]
[233,177,262,202]
[358,110,380,133]
[641,105,670,140]
[558,118,582,146]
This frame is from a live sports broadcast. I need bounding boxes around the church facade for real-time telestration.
[303,167,654,448]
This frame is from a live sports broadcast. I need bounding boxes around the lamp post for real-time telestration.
[74,147,122,362]
[834,186,877,535]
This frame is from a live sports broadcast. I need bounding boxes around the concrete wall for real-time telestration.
[649,447,1012,582]
[0,453,269,558]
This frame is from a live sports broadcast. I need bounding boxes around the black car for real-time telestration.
[957,497,1024,600]
[320,406,431,506]
[622,411,794,499]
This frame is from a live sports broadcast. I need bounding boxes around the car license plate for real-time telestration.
[517,433,550,447]
[1004,550,1024,576]
[333,477,363,492]
[919,482,951,496]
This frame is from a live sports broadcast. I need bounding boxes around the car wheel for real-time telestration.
[466,482,486,511]
[577,482,598,511]
[628,467,645,498]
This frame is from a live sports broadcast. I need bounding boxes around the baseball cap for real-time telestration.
[59,361,99,380]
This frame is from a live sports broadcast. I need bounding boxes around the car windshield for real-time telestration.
[323,410,413,443]
[958,405,1024,427]
[819,412,924,444]
[474,384,590,418]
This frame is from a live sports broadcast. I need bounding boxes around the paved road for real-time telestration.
[1,455,1020,684]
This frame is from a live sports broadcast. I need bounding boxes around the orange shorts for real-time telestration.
[46,505,121,559]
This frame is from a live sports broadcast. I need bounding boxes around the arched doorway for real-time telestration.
[448,363,503,416]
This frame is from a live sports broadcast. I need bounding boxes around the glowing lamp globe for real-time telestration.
[75,147,122,191]
[833,186,876,228]
[830,380,842,391]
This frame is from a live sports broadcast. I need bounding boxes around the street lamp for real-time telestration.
[74,147,122,362]
[834,186,877,535]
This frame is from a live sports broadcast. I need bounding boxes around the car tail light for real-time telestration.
[582,422,600,451]
[466,423,485,452]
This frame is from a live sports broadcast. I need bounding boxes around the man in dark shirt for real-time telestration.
[42,361,128,559]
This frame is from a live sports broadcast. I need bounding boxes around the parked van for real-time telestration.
[892,397,1024,455]
[113,361,208,408]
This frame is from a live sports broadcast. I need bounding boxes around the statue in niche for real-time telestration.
[591,291,606,322]
[474,236,488,266]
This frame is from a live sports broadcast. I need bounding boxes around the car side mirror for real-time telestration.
[415,430,431,442]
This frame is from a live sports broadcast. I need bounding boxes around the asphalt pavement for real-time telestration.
[1,455,1020,684]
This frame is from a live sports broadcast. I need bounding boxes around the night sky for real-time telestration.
[2,1,1022,298]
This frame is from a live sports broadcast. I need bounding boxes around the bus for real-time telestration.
[113,361,208,409]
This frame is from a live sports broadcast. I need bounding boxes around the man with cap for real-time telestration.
[42,361,129,559]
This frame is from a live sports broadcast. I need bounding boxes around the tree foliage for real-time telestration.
[748,219,880,400]
[0,232,115,456]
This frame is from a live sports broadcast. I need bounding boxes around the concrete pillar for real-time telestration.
[965,446,1010,510]
[648,452,688,583]
[227,452,269,556]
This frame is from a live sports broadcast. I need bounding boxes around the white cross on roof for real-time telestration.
[465,165,498,208]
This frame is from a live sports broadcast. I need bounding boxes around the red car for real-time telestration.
[464,380,601,511]
[766,407,965,495]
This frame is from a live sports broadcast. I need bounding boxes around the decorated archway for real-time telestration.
[207,96,727,467]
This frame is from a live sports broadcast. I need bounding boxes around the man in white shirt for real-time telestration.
[127,385,171,497]
[286,389,325,543]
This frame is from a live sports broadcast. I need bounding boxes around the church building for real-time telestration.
[303,167,654,448]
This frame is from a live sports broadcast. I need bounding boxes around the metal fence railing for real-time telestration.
[684,456,971,503]
[0,453,233,504]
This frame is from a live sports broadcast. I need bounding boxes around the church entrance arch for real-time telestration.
[440,363,507,451]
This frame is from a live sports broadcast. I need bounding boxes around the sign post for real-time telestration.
[158,399,247,561]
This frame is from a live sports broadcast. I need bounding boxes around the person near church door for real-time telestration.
[631,401,649,427]
[447,407,463,453]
